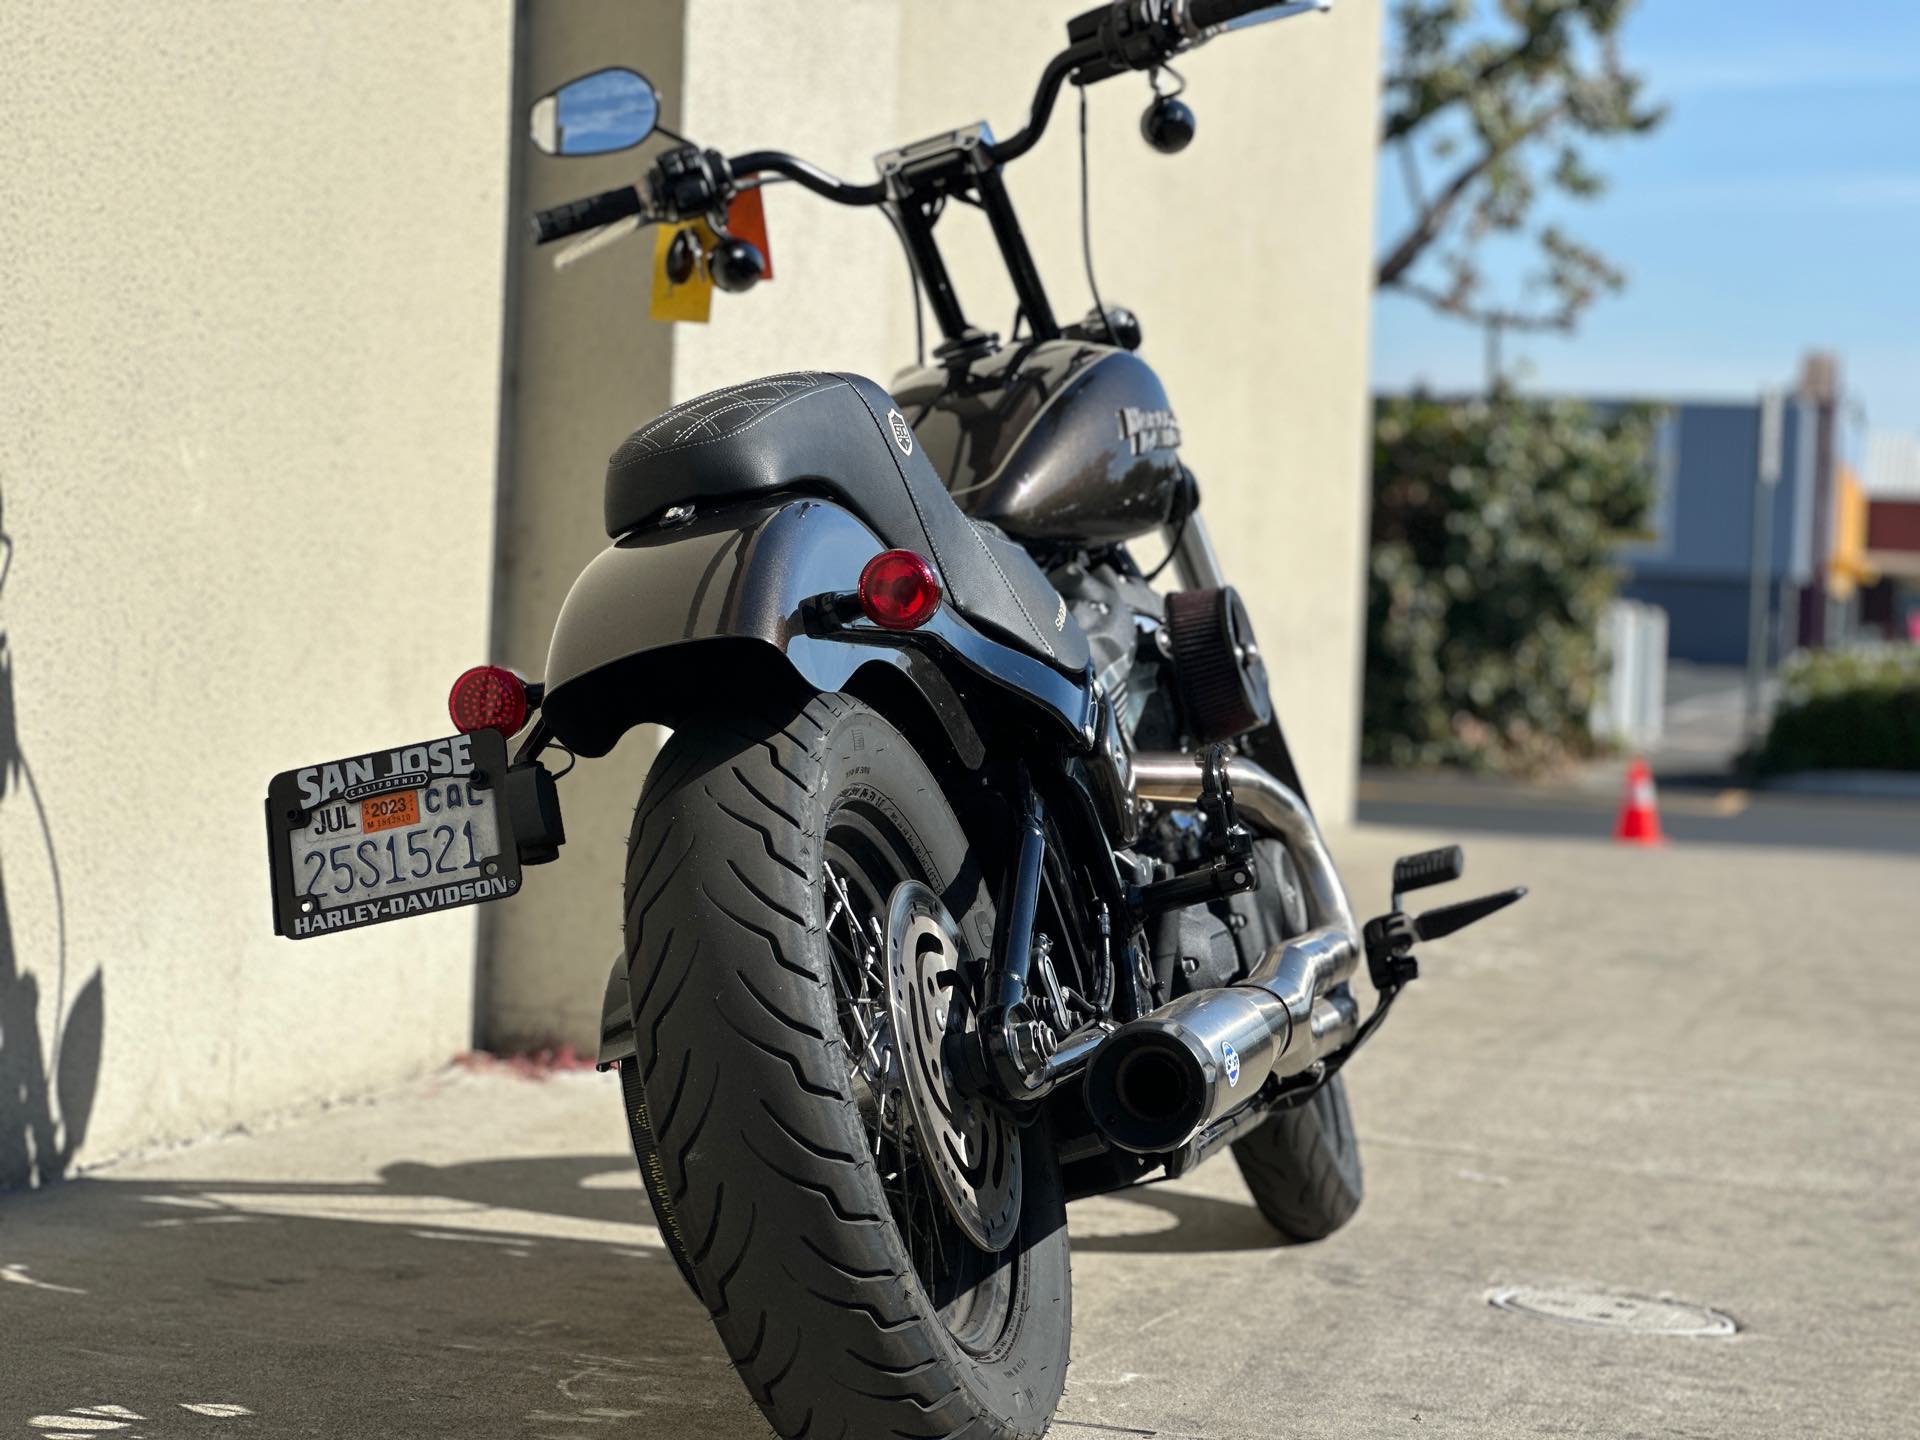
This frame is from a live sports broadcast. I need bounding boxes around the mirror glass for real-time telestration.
[1220,1,1332,31]
[529,68,659,157]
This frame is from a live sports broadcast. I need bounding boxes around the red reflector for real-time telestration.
[449,665,529,736]
[858,549,941,630]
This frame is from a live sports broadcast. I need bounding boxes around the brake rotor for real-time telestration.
[883,881,1022,1253]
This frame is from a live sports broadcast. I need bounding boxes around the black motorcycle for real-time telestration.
[265,2,1522,1434]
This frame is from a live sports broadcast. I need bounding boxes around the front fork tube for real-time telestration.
[1164,511,1228,590]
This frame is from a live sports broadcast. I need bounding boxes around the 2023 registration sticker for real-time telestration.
[360,791,421,833]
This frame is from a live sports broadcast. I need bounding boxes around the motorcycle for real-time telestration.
[264,2,1524,1434]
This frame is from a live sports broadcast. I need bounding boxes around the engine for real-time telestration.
[1050,559,1181,750]
[1050,558,1295,1007]
[1050,558,1273,759]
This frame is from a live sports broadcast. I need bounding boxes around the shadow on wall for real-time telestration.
[0,497,102,1191]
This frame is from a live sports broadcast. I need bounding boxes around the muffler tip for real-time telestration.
[1083,1030,1209,1154]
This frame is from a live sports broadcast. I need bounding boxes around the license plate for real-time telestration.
[265,730,522,939]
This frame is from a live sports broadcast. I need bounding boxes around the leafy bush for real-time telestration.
[1753,646,1920,773]
[1364,392,1657,774]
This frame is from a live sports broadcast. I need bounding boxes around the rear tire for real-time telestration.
[620,690,1070,1439]
[1230,1071,1364,1243]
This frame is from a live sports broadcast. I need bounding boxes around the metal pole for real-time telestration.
[1744,390,1784,746]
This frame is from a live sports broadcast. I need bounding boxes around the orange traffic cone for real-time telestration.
[1614,757,1666,846]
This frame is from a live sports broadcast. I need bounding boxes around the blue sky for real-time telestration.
[1371,1,1920,444]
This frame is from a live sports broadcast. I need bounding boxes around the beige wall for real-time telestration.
[0,4,514,1183]
[495,1,1380,1051]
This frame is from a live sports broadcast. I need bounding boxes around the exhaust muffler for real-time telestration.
[1084,930,1359,1152]
[1082,753,1364,1154]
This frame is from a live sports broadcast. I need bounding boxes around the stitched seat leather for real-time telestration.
[604,371,1090,676]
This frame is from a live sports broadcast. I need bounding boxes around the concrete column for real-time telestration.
[481,1,686,1051]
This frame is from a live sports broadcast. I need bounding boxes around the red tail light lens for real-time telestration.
[449,665,529,736]
[858,550,942,630]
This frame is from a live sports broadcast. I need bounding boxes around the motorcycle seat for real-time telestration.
[604,370,1090,675]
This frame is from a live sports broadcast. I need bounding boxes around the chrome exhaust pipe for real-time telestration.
[1132,751,1356,937]
[1083,753,1362,1154]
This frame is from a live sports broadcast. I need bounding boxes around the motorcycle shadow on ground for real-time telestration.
[1069,1181,1286,1255]
[1,1148,1279,1435]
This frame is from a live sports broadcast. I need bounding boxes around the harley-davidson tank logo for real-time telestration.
[1118,406,1181,456]
[886,408,914,456]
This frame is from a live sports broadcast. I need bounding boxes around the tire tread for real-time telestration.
[619,691,1065,1440]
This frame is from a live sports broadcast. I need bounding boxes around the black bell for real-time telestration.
[1140,94,1195,154]
[708,236,766,293]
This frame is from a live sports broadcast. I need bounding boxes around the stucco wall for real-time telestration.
[0,4,514,1183]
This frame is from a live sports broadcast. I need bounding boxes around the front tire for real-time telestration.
[621,690,1070,1440]
[1230,1072,1363,1242]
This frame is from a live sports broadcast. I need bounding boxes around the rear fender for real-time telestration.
[540,499,1095,761]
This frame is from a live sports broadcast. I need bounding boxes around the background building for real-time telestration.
[0,1,1381,1183]
[1859,432,1920,639]
[1616,397,1821,667]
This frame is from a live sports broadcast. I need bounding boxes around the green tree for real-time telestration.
[1366,395,1657,773]
[1376,0,1665,372]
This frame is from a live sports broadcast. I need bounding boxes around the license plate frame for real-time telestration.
[265,729,522,940]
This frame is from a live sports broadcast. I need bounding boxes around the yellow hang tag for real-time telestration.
[650,220,714,324]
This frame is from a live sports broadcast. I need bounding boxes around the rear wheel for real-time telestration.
[620,690,1070,1439]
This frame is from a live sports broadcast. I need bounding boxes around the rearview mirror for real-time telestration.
[529,68,660,157]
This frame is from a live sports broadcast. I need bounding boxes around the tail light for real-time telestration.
[858,550,942,631]
[449,665,529,736]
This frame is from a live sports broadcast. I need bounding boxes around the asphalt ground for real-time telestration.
[1357,769,1920,855]
[3,824,1916,1438]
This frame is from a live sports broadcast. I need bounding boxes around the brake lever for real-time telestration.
[1413,887,1528,943]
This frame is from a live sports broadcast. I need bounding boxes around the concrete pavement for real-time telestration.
[4,826,1916,1438]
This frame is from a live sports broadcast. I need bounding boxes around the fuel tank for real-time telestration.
[893,339,1184,545]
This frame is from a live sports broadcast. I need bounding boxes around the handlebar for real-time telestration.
[529,0,1330,246]
[728,152,885,207]
[532,186,644,244]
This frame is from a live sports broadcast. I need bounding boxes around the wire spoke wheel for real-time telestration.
[823,811,1015,1352]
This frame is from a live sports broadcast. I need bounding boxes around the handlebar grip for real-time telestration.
[531,186,644,245]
